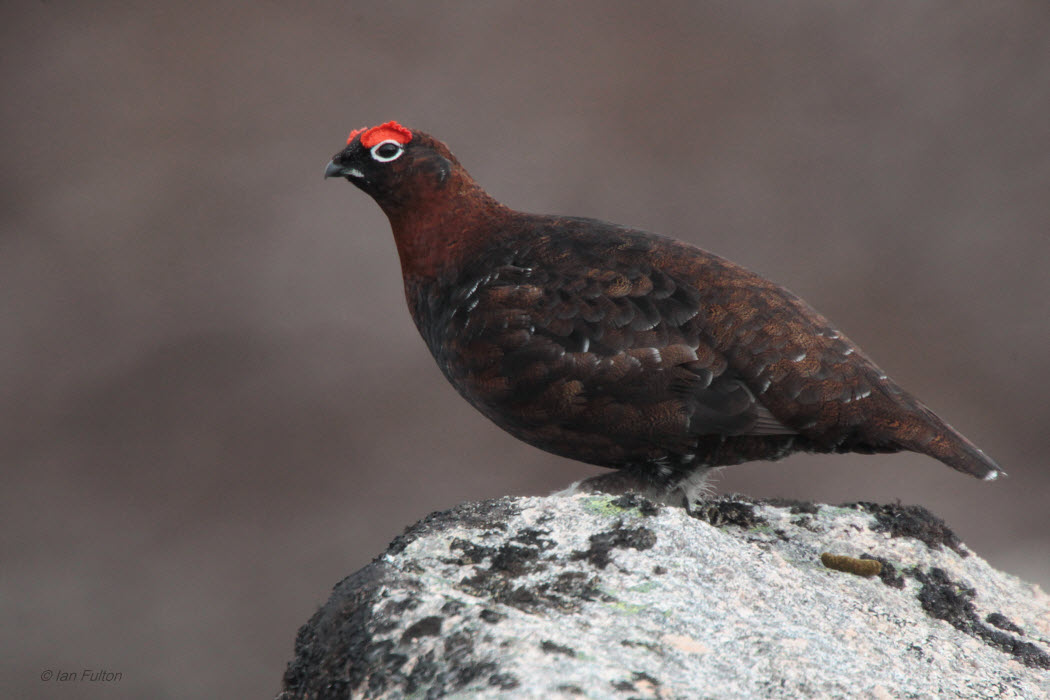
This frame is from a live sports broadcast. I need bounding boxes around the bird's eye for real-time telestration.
[370,140,404,163]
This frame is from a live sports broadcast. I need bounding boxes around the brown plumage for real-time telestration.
[324,121,1002,501]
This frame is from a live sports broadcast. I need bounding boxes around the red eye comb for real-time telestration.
[352,121,413,148]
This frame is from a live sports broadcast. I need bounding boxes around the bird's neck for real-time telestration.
[382,178,510,283]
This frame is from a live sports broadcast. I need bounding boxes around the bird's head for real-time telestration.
[325,121,506,279]
[324,121,467,215]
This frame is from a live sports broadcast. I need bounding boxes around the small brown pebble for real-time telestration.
[820,552,883,577]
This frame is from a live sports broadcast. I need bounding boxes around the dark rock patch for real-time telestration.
[844,502,967,556]
[557,684,585,695]
[388,498,520,555]
[541,640,578,657]
[400,615,443,644]
[985,612,1024,635]
[610,492,662,516]
[447,537,495,565]
[281,564,391,697]
[441,599,466,616]
[860,554,905,589]
[489,542,546,577]
[690,497,765,529]
[489,672,521,689]
[479,608,503,624]
[914,567,1050,669]
[571,520,657,569]
[460,567,606,614]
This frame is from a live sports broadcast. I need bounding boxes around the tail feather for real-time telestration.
[897,406,1004,480]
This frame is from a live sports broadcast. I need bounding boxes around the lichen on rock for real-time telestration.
[280,494,1050,699]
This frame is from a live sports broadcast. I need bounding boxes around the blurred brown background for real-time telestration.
[3,2,1048,698]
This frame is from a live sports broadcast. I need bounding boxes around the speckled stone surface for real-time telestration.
[280,494,1050,699]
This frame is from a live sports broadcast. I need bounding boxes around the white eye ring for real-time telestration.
[370,139,404,162]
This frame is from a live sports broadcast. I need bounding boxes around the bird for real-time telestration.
[324,121,1002,504]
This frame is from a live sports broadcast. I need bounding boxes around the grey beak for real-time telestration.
[324,160,345,179]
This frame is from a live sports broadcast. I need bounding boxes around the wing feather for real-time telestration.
[442,252,794,465]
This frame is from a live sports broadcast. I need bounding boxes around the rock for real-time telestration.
[279,494,1050,699]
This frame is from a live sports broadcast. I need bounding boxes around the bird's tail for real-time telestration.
[895,404,1004,480]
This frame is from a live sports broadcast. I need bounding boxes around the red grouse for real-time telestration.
[324,121,1001,502]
